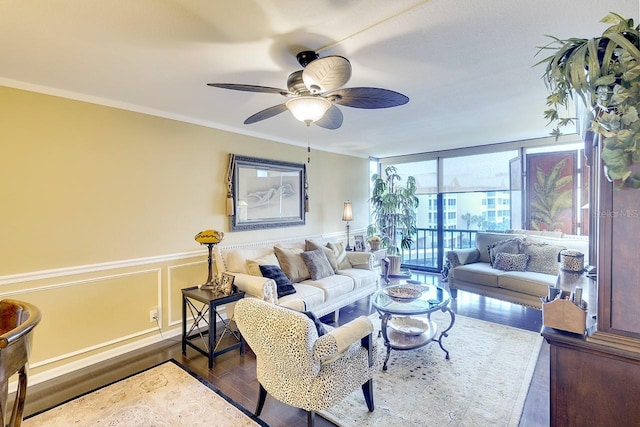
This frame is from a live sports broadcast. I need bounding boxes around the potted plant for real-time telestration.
[369,165,419,274]
[536,12,640,188]
[368,235,382,251]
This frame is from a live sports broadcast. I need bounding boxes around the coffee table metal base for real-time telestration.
[378,307,455,371]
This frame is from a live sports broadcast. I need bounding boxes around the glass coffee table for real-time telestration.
[372,282,455,370]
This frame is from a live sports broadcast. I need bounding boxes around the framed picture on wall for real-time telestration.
[354,235,365,252]
[231,155,306,231]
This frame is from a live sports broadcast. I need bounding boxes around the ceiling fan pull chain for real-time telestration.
[304,163,310,213]
[307,126,311,164]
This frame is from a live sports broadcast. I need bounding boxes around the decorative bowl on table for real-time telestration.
[383,284,427,302]
[388,316,429,335]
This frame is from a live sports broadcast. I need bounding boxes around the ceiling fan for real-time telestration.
[207,51,409,129]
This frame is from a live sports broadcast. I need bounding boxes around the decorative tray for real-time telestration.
[388,316,429,335]
[383,284,427,302]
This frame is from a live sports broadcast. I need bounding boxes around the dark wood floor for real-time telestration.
[22,274,549,427]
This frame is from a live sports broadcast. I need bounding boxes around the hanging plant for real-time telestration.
[536,12,640,188]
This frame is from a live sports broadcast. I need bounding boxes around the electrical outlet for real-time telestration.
[149,307,159,323]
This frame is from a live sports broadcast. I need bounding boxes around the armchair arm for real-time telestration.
[446,248,480,268]
[312,316,374,363]
[231,273,276,304]
[345,252,375,270]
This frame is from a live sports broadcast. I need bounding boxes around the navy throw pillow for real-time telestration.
[259,264,296,298]
[282,307,327,337]
[301,311,327,337]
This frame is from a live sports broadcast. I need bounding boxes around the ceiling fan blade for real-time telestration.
[244,104,288,124]
[314,105,343,130]
[326,87,409,109]
[302,55,352,93]
[207,83,292,97]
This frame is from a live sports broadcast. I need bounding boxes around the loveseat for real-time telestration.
[214,236,379,321]
[446,230,589,308]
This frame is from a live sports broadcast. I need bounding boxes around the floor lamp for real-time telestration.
[342,200,353,251]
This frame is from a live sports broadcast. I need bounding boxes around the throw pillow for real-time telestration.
[282,306,327,337]
[488,238,523,266]
[305,240,339,272]
[493,252,529,271]
[300,310,327,337]
[259,265,297,298]
[523,242,565,275]
[475,232,524,263]
[273,246,311,282]
[300,249,335,280]
[245,253,280,276]
[327,242,352,270]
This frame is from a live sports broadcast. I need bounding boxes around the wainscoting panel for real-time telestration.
[4,269,161,367]
[168,261,207,326]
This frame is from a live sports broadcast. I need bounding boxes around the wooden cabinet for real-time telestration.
[543,327,640,426]
[543,139,640,426]
[596,166,640,337]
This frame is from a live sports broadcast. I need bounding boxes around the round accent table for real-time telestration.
[372,282,455,370]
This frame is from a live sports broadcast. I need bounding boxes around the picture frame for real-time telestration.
[219,272,235,295]
[231,155,306,231]
[354,235,365,252]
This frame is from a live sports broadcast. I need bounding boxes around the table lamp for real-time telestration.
[194,229,225,290]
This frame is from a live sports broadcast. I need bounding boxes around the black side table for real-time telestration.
[181,286,245,369]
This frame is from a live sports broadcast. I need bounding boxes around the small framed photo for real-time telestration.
[354,235,365,252]
[219,272,235,295]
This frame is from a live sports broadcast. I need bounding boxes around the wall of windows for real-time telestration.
[374,136,585,273]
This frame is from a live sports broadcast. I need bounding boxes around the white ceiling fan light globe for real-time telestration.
[285,96,332,125]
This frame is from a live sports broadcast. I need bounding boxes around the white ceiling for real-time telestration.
[1,0,638,158]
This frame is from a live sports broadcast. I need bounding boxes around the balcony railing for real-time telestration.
[400,228,481,271]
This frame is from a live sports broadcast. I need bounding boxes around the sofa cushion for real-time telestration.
[475,233,524,263]
[451,262,501,288]
[327,242,352,270]
[305,240,339,272]
[301,249,335,280]
[224,250,250,275]
[246,253,280,276]
[302,274,355,300]
[523,242,565,275]
[338,268,378,289]
[457,248,481,265]
[489,238,524,266]
[497,270,557,297]
[259,265,297,298]
[280,283,326,311]
[493,252,529,271]
[274,246,311,282]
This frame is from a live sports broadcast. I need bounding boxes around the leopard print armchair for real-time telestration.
[234,298,377,427]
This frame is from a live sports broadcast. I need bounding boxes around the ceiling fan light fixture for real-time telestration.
[285,96,331,125]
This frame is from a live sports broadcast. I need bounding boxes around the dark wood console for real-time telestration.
[542,138,640,426]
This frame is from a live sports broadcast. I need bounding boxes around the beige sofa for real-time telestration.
[446,230,588,308]
[214,236,379,321]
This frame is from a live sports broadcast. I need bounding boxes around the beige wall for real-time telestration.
[0,86,371,381]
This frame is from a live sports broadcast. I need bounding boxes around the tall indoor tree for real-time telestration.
[369,165,419,273]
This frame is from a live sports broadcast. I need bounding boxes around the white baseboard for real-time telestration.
[11,328,182,393]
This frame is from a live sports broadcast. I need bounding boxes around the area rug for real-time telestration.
[319,311,543,427]
[24,359,267,426]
